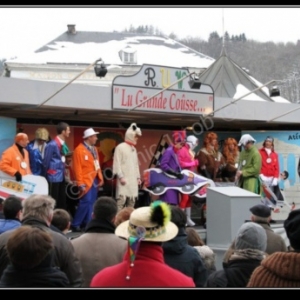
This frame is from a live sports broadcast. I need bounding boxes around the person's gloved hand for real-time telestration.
[176,172,184,180]
[14,171,22,182]
[272,178,278,186]
[193,160,199,167]
[259,174,268,182]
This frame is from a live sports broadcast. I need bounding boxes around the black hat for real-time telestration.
[284,209,300,251]
[250,204,271,218]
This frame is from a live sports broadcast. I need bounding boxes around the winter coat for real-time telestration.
[43,138,66,183]
[0,252,69,287]
[207,258,262,287]
[159,146,181,205]
[113,142,140,199]
[247,252,300,287]
[259,147,279,178]
[72,143,104,196]
[0,144,31,176]
[237,145,262,194]
[71,218,127,287]
[0,219,21,234]
[255,222,287,254]
[163,228,208,287]
[90,242,195,288]
[0,217,82,287]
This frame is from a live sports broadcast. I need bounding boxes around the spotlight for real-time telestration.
[269,85,280,97]
[188,75,201,89]
[94,60,108,78]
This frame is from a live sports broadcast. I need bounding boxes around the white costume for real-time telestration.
[113,123,142,210]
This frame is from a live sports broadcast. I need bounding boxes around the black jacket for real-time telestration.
[163,228,208,287]
[0,217,82,287]
[0,252,69,288]
[207,259,261,287]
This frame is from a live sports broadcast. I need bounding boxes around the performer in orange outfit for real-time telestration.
[0,133,31,181]
[177,135,199,226]
[71,128,104,232]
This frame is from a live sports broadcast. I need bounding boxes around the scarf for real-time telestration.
[230,248,266,261]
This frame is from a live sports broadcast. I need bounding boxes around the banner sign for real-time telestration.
[112,64,214,115]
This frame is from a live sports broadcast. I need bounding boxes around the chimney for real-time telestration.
[67,24,76,34]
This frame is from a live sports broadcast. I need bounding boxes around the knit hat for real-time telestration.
[235,222,267,251]
[172,131,186,144]
[125,123,142,145]
[238,134,256,146]
[35,128,49,141]
[250,204,271,218]
[186,135,198,150]
[284,209,300,251]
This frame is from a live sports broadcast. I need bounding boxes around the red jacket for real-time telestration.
[259,147,279,178]
[90,242,195,288]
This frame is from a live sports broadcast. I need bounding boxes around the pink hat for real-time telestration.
[172,131,186,143]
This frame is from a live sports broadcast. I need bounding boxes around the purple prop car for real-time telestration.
[143,168,215,198]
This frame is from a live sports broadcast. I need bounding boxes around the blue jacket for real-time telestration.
[26,140,45,176]
[43,139,65,183]
[0,219,21,234]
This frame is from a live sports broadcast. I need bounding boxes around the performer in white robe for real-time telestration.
[113,123,142,211]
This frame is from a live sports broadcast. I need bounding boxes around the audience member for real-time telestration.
[90,201,195,287]
[207,222,267,287]
[0,226,69,287]
[51,208,71,234]
[114,207,134,227]
[247,208,300,287]
[71,196,127,287]
[185,227,216,275]
[0,194,82,287]
[163,206,208,287]
[249,204,287,254]
[0,195,23,234]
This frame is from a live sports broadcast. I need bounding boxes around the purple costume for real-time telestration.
[159,146,181,205]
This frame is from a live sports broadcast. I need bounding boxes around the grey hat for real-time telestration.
[235,222,267,251]
[250,204,271,218]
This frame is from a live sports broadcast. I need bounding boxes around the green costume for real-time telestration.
[238,145,262,194]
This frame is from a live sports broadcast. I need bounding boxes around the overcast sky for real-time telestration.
[0,6,300,60]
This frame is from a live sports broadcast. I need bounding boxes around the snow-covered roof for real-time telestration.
[6,31,215,69]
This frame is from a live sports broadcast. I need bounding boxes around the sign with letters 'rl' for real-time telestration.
[112,64,214,115]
